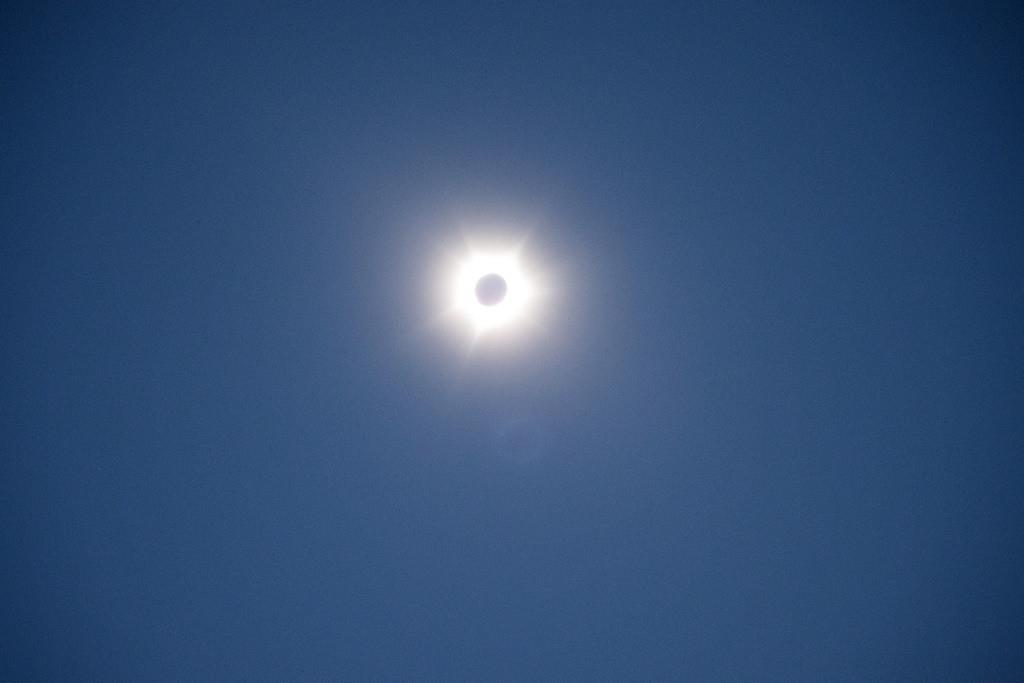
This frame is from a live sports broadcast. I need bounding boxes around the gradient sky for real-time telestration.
[3,2,1023,680]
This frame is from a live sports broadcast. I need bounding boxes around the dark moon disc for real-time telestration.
[475,273,508,306]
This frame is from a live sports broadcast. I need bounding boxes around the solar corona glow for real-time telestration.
[446,244,538,338]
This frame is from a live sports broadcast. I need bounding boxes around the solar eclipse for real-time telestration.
[441,238,541,340]
[474,273,508,306]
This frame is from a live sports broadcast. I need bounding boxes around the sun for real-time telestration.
[449,246,536,336]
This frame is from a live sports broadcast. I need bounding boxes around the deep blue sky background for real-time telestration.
[3,2,1023,680]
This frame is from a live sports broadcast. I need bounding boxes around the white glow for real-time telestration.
[449,247,535,336]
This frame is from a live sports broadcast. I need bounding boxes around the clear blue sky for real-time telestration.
[3,2,1023,680]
